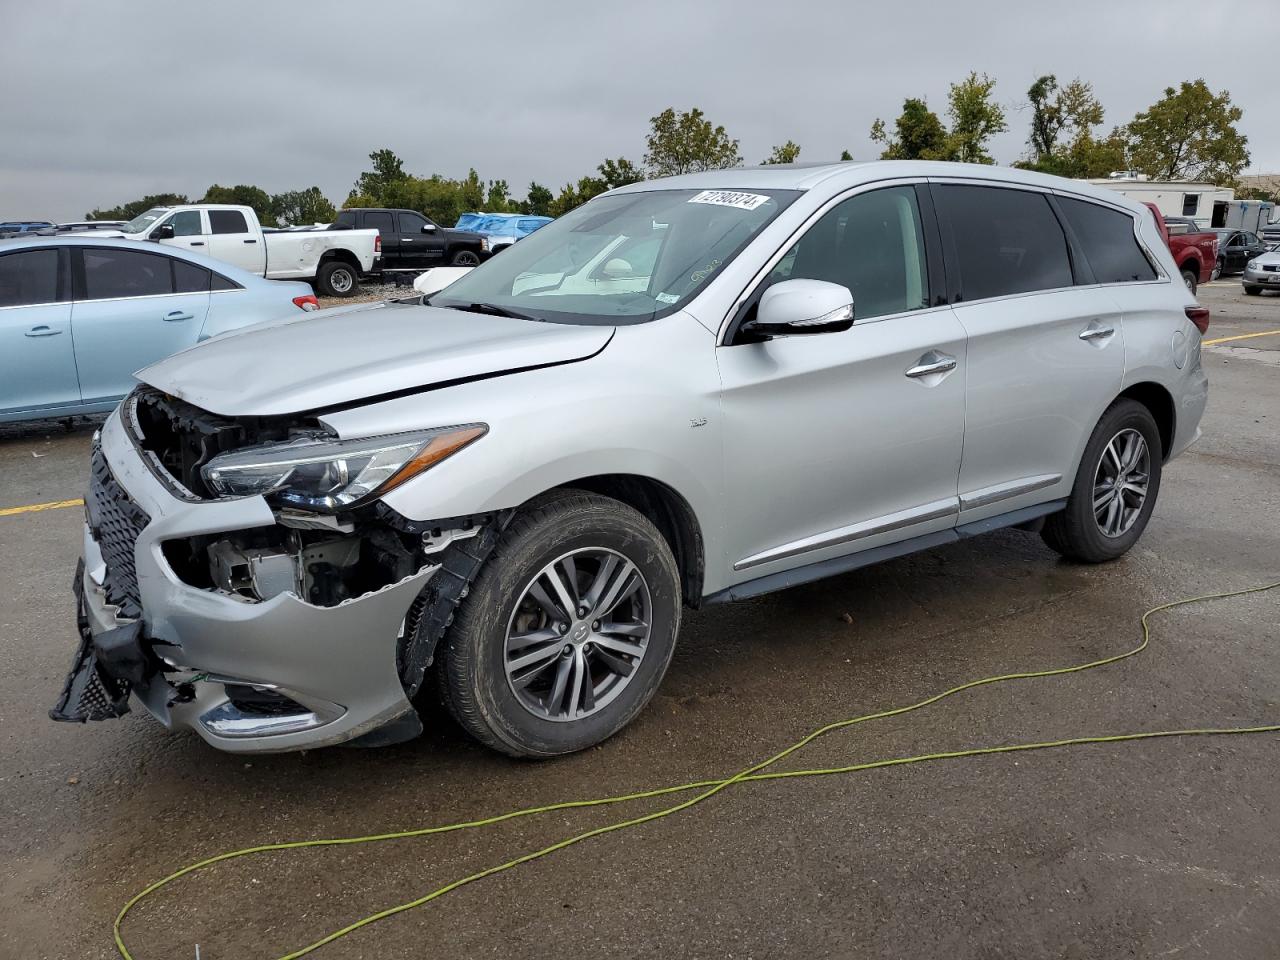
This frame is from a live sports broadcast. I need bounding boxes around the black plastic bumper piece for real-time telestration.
[49,563,143,723]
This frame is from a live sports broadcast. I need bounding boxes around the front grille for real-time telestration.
[87,439,149,618]
[1264,264,1278,273]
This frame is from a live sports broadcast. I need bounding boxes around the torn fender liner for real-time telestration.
[50,567,141,722]
[392,507,515,699]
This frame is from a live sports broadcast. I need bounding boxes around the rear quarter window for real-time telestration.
[1058,197,1157,284]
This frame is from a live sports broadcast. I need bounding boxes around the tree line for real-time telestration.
[85,75,1266,227]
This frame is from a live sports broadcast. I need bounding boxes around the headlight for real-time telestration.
[201,424,486,511]
[480,237,490,252]
[1246,259,1258,270]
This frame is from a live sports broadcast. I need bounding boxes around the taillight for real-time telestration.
[293,294,320,312]
[1185,305,1210,335]
[375,235,381,253]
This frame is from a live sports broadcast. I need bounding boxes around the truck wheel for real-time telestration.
[1180,268,1197,294]
[1211,257,1223,281]
[435,490,681,758]
[1041,399,1162,564]
[450,250,481,267]
[317,261,358,297]
[1243,285,1262,296]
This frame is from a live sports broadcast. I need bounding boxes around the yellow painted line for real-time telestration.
[1204,329,1280,346]
[0,498,84,518]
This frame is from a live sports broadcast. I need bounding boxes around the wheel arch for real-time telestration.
[549,473,706,607]
[318,248,361,271]
[1116,381,1176,461]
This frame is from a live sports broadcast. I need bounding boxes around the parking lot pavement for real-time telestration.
[1,283,1277,959]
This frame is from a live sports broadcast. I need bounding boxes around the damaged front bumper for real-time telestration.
[50,407,439,753]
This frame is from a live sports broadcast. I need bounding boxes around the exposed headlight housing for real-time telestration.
[201,424,486,512]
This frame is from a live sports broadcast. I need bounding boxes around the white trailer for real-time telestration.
[1087,176,1233,229]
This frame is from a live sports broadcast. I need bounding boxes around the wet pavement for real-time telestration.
[1,282,1277,959]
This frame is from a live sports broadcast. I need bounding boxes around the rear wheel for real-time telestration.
[1041,399,1163,563]
[1180,268,1197,294]
[436,491,681,757]
[317,260,358,297]
[450,249,481,267]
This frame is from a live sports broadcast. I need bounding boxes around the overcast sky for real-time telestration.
[3,0,1274,222]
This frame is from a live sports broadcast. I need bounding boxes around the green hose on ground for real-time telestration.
[114,578,1280,959]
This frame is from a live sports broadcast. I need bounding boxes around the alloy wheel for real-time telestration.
[504,548,652,722]
[1093,428,1151,538]
[331,268,354,293]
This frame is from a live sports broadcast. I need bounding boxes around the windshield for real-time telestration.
[431,188,799,324]
[121,207,169,234]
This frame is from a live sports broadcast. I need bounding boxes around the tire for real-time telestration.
[1041,399,1163,563]
[1243,285,1262,296]
[1180,268,1197,294]
[1211,257,1224,282]
[450,249,481,267]
[436,490,681,757]
[317,260,358,298]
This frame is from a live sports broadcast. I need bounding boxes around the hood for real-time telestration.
[137,300,614,416]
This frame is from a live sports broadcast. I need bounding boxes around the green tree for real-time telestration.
[945,72,1007,164]
[351,148,408,201]
[269,187,336,226]
[486,179,514,211]
[523,182,554,216]
[762,140,801,165]
[1125,80,1249,184]
[1019,75,1108,176]
[596,156,644,189]
[870,98,952,160]
[643,107,742,177]
[86,193,188,221]
[839,149,853,162]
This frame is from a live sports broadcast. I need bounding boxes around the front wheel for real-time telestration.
[1041,399,1163,563]
[1243,284,1262,296]
[1211,257,1224,281]
[436,491,681,757]
[317,260,358,297]
[450,249,481,267]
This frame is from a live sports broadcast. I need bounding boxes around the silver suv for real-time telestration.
[52,162,1209,757]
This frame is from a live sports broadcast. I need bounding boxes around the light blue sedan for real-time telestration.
[0,236,318,423]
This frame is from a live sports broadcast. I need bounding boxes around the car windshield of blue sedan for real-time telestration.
[120,207,169,234]
[429,188,799,325]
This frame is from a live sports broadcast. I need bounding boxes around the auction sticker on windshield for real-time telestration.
[688,190,770,211]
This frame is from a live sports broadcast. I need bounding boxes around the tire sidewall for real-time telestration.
[451,250,480,267]
[321,262,356,297]
[1067,401,1163,558]
[458,499,680,756]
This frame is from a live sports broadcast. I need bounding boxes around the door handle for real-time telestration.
[905,352,957,378]
[402,238,414,242]
[163,311,194,322]
[190,241,205,246]
[25,325,62,337]
[1079,321,1115,342]
[243,239,257,244]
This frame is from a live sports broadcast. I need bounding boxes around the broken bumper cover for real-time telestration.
[51,409,437,753]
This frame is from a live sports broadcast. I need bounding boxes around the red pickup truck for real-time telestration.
[1143,203,1218,293]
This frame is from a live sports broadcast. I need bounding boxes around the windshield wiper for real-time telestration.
[445,302,540,322]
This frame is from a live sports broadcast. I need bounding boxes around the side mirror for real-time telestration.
[422,223,437,233]
[601,258,633,279]
[152,223,175,241]
[740,279,854,340]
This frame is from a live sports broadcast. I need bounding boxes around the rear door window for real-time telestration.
[364,212,395,236]
[935,185,1073,300]
[173,259,212,293]
[81,248,174,299]
[208,210,249,235]
[0,248,61,306]
[1057,197,1157,284]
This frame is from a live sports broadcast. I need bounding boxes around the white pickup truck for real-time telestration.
[86,204,381,297]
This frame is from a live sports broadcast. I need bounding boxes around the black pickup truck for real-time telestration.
[333,208,487,275]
